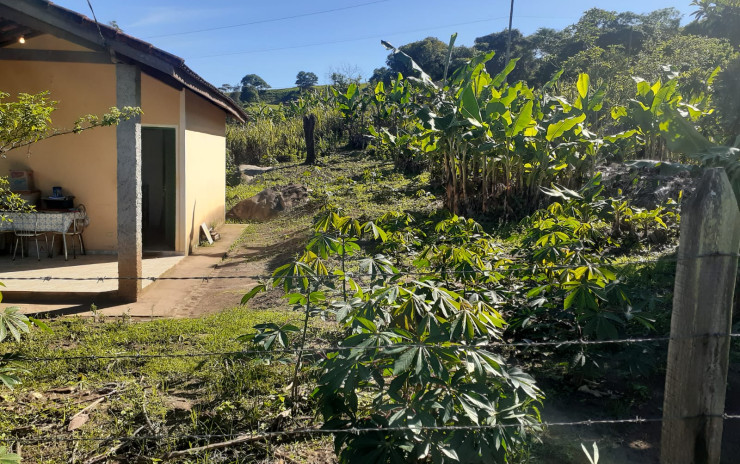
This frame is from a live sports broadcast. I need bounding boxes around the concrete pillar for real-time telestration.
[116,64,142,302]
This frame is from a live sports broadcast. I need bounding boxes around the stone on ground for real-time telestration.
[238,164,273,183]
[227,184,309,221]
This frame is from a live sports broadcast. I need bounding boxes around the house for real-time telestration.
[0,0,247,301]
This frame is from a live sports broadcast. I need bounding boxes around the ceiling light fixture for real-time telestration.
[18,36,25,44]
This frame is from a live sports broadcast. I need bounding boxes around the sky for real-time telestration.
[52,1,695,89]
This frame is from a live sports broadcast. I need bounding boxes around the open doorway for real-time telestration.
[141,127,176,251]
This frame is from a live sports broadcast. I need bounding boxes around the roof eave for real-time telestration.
[0,0,247,122]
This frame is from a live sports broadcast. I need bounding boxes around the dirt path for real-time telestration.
[14,211,311,319]
[94,214,310,319]
[167,219,310,318]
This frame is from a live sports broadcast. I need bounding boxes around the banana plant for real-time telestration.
[371,35,624,218]
[332,83,371,148]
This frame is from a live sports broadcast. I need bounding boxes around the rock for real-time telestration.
[227,184,309,221]
[238,164,273,183]
[165,397,193,411]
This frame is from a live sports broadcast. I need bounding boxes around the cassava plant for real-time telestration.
[316,277,542,464]
[0,307,50,389]
[240,209,543,463]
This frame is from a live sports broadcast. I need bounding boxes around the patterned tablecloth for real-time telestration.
[0,211,85,233]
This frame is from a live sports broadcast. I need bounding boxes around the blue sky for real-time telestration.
[53,1,694,89]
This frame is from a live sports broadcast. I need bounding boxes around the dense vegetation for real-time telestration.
[3,1,740,463]
[218,2,740,462]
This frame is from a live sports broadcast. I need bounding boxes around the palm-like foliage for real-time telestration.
[0,307,29,342]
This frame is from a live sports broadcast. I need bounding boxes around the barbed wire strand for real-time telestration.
[12,333,740,363]
[3,250,738,283]
[3,415,740,445]
[0,254,701,282]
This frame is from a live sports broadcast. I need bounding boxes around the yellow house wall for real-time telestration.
[6,33,91,52]
[0,45,119,251]
[1,34,227,255]
[141,74,180,127]
[184,90,226,252]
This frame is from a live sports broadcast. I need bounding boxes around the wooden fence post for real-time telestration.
[661,168,740,464]
[303,113,317,165]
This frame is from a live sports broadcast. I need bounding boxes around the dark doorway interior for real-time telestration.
[141,127,176,251]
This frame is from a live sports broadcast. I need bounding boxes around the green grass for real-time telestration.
[0,307,333,463]
[226,149,441,219]
[259,86,329,105]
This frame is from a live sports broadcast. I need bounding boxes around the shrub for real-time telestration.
[241,209,542,463]
[226,99,343,166]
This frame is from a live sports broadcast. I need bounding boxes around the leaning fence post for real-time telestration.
[661,168,740,464]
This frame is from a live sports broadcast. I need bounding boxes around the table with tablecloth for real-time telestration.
[0,211,87,259]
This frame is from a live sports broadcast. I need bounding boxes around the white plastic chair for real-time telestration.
[12,214,48,261]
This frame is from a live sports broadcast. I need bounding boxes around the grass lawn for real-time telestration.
[1,307,336,463]
[226,149,439,217]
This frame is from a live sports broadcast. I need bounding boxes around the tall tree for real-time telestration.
[295,71,318,90]
[239,74,270,103]
[387,37,448,81]
[474,29,535,83]
[240,74,270,91]
[685,0,740,47]
[369,66,394,85]
[385,37,473,82]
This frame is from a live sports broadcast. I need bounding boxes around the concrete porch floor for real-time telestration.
[0,253,184,293]
[3,224,248,318]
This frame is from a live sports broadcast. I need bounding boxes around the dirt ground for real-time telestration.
[11,206,311,320]
[100,212,310,319]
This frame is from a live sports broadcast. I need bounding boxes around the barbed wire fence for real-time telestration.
[1,257,738,458]
[0,252,703,283]
[1,169,739,462]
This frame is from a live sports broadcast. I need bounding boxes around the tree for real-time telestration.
[525,7,681,83]
[685,0,740,47]
[387,37,449,81]
[0,90,140,157]
[240,74,270,91]
[295,71,318,90]
[369,66,394,84]
[218,83,240,102]
[238,74,270,103]
[474,29,536,83]
[328,63,362,92]
[239,85,260,103]
[383,37,474,83]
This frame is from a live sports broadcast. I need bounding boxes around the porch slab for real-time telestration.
[4,224,248,318]
[0,254,184,293]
